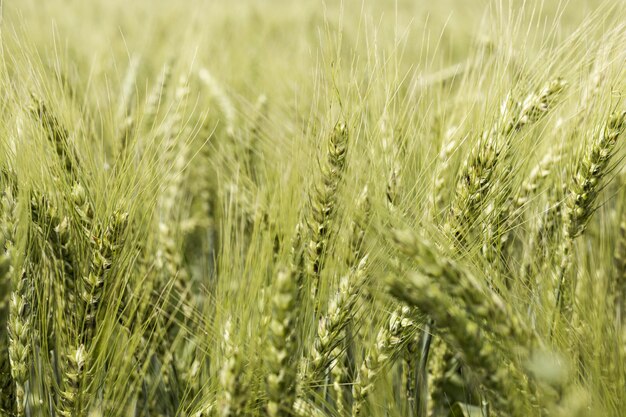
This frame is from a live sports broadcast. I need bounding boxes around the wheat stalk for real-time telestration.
[614,216,626,329]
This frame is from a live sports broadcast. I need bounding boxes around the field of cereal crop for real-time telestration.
[0,1,625,416]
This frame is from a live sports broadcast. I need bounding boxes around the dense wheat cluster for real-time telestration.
[0,0,625,416]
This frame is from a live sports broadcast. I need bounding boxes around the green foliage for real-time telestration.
[0,1,625,417]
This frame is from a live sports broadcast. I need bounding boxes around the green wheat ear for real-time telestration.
[306,256,366,385]
[217,318,248,417]
[565,111,626,239]
[1,187,18,417]
[351,305,416,417]
[28,96,79,179]
[304,121,349,301]
[555,111,626,327]
[265,268,298,417]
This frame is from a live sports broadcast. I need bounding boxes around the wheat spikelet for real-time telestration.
[379,110,402,211]
[158,74,190,142]
[29,194,91,417]
[57,186,128,416]
[117,55,141,121]
[156,75,193,328]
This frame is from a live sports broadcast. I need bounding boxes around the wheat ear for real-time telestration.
[143,63,172,131]
[555,111,626,327]
[7,268,30,417]
[388,271,534,416]
[218,318,248,417]
[265,268,298,417]
[307,257,367,385]
[447,78,566,244]
[29,97,79,179]
[1,187,19,416]
[305,122,348,300]
[351,306,416,417]
[116,54,141,151]
[387,228,575,415]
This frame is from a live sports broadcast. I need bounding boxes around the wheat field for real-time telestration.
[0,0,625,416]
